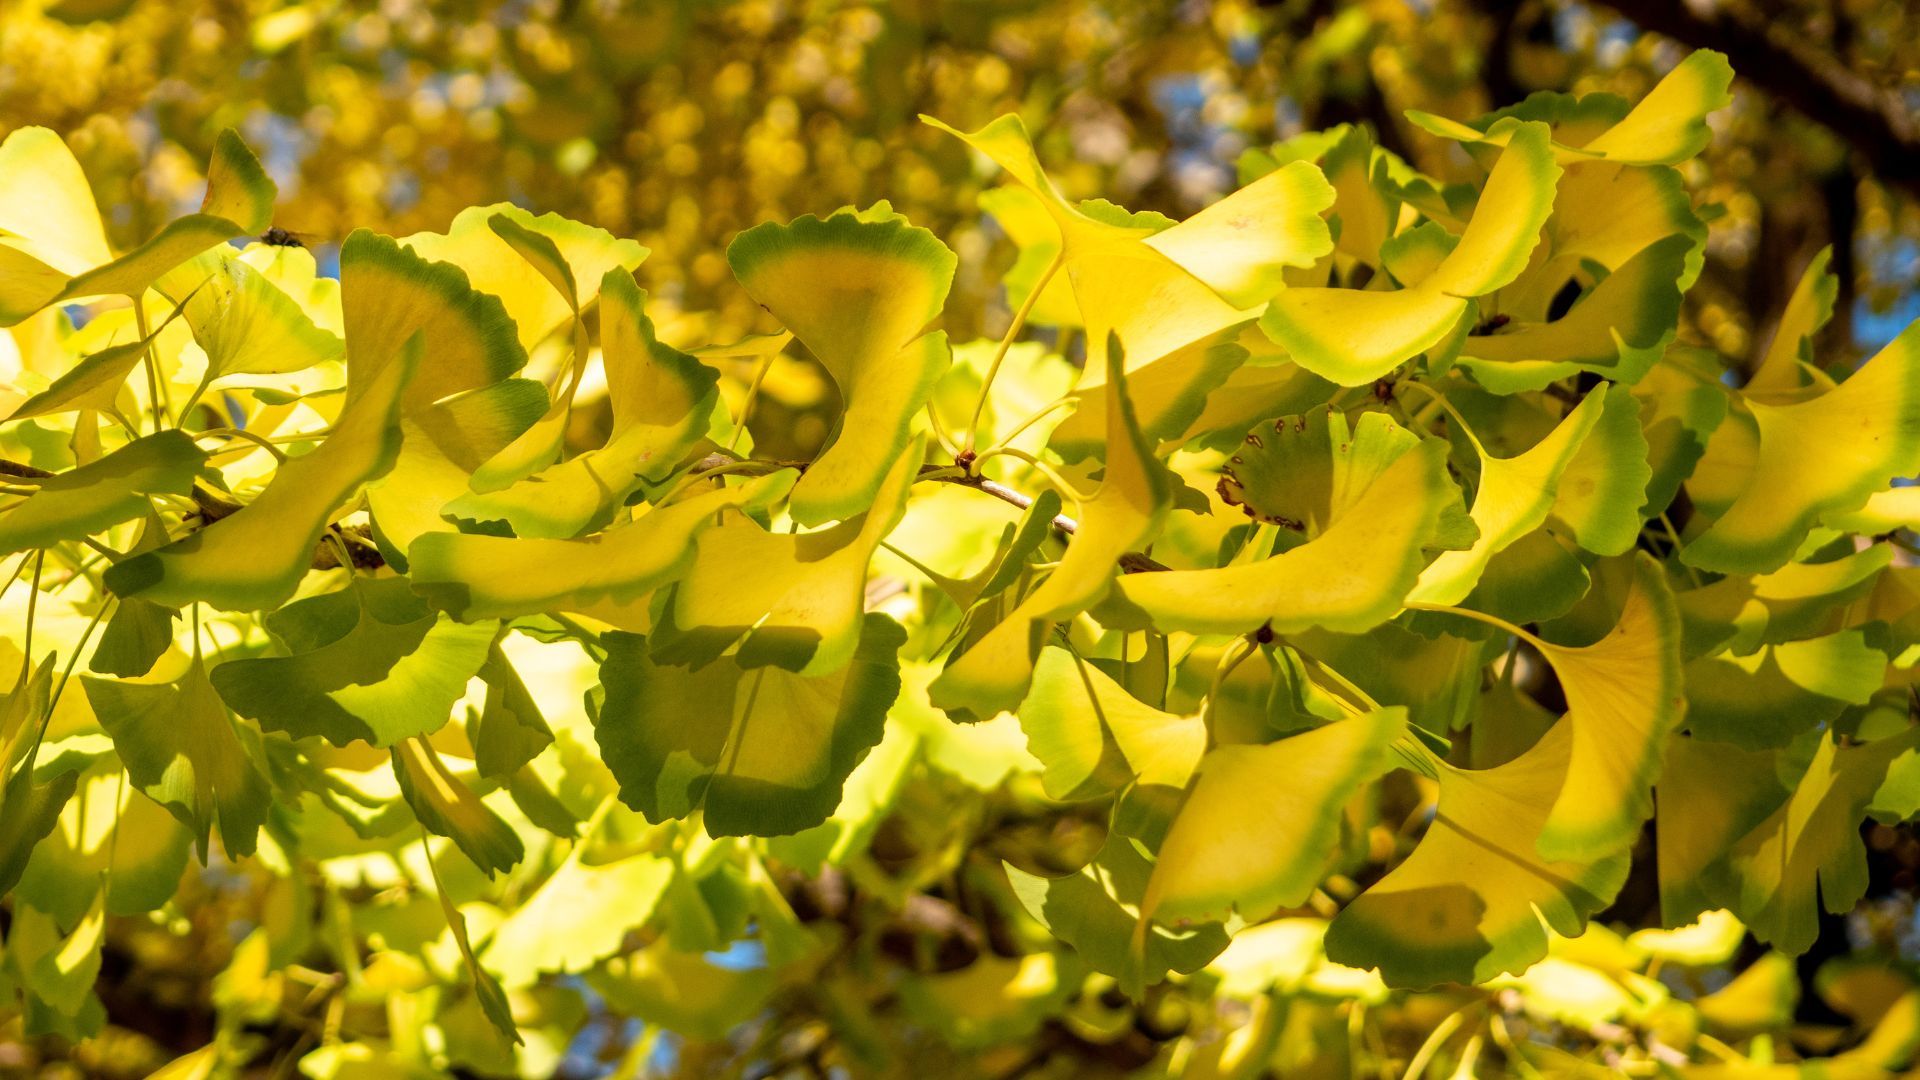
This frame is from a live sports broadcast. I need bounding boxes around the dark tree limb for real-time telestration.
[1598,0,1920,198]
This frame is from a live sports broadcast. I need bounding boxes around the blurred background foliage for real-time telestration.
[5,0,1920,1077]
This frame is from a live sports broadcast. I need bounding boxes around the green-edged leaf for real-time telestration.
[421,834,521,1043]
[209,577,495,747]
[338,229,527,411]
[1409,386,1609,606]
[469,642,553,780]
[445,270,719,538]
[82,655,270,860]
[6,296,189,421]
[1686,630,1887,749]
[727,206,955,524]
[402,203,648,353]
[1143,707,1406,925]
[1325,721,1630,988]
[1685,322,1920,572]
[594,614,906,837]
[411,470,794,624]
[1528,553,1684,861]
[1549,381,1651,555]
[930,341,1170,718]
[1108,426,1457,637]
[0,431,204,554]
[1258,122,1559,386]
[157,245,344,385]
[1678,543,1892,658]
[658,446,918,677]
[104,334,418,611]
[1456,234,1692,393]
[1747,246,1839,400]
[1406,50,1733,167]
[364,376,549,564]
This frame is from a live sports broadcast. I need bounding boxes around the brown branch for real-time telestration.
[1598,0,1920,197]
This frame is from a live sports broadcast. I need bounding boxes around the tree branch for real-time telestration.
[1598,0,1920,197]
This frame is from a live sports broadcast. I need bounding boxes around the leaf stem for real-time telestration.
[727,349,776,452]
[964,250,1063,454]
[133,292,175,432]
[1405,601,1549,652]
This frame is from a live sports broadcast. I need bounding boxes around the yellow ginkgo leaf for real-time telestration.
[1259,122,1560,386]
[726,205,955,525]
[1142,707,1406,926]
[1684,321,1920,574]
[1325,721,1631,988]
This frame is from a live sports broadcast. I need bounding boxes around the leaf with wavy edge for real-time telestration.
[445,270,719,538]
[83,655,270,862]
[1325,721,1630,988]
[1107,428,1458,637]
[104,333,419,612]
[338,229,527,412]
[656,444,919,678]
[1684,321,1920,574]
[209,577,495,748]
[595,614,905,837]
[1016,646,1205,800]
[727,205,954,525]
[1258,122,1559,386]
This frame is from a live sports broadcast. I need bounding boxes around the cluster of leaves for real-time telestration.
[7,45,1920,1078]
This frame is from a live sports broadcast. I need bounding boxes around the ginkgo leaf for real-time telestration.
[1686,630,1887,749]
[930,343,1170,718]
[401,203,649,353]
[156,245,344,386]
[1219,407,1424,540]
[83,654,271,861]
[411,470,795,623]
[1016,646,1205,800]
[1548,381,1652,556]
[1005,788,1232,995]
[1684,322,1920,573]
[5,294,191,422]
[1142,707,1406,926]
[927,113,1332,441]
[0,126,113,280]
[1634,347,1728,515]
[17,760,194,924]
[1107,426,1457,637]
[0,129,275,326]
[1746,247,1839,401]
[1686,730,1920,954]
[727,206,955,525]
[209,577,495,747]
[445,269,719,538]
[1501,160,1706,321]
[468,643,554,780]
[594,614,906,837]
[105,333,419,611]
[1258,122,1559,386]
[483,838,673,987]
[656,445,919,678]
[364,376,549,563]
[1678,543,1892,658]
[1410,386,1609,606]
[338,229,527,411]
[1455,234,1693,393]
[1325,721,1631,988]
[0,431,204,554]
[9,892,106,1034]
[1406,50,1733,167]
[1526,552,1684,862]
[393,737,523,875]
